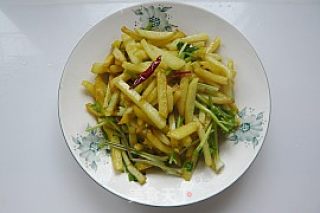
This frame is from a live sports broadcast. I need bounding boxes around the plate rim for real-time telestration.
[58,0,272,207]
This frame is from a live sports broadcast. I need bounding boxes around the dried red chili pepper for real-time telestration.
[130,56,162,89]
[169,71,192,78]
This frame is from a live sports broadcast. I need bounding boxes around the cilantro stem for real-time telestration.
[131,159,182,176]
[196,123,212,153]
[195,101,229,132]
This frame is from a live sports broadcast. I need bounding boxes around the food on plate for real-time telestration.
[82,26,239,184]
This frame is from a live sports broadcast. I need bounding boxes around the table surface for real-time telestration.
[1,1,320,212]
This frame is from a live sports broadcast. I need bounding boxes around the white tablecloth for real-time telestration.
[1,1,319,212]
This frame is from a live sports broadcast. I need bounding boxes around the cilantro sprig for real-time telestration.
[177,41,198,61]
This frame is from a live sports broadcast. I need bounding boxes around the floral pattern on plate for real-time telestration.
[229,107,264,147]
[72,127,108,171]
[133,5,175,31]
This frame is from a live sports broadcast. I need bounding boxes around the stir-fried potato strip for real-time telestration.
[82,26,240,184]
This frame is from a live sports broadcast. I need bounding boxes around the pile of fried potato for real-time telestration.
[82,26,239,184]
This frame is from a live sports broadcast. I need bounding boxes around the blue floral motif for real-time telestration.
[229,107,264,147]
[133,5,175,32]
[72,127,106,171]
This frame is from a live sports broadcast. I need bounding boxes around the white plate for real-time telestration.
[58,1,270,207]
